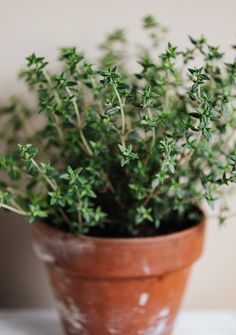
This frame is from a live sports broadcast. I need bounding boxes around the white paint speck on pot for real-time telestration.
[142,319,167,335]
[106,313,127,334]
[158,307,170,318]
[57,297,87,332]
[107,326,120,334]
[33,244,55,263]
[71,240,96,253]
[138,307,171,335]
[154,319,167,334]
[139,293,149,306]
[143,264,151,275]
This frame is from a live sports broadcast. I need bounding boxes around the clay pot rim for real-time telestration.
[37,207,206,245]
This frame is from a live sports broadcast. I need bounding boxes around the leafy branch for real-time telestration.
[0,15,236,236]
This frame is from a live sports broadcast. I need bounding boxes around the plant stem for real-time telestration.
[67,87,118,199]
[114,86,126,147]
[148,108,156,150]
[182,119,202,164]
[77,191,83,231]
[91,77,104,114]
[0,203,29,216]
[101,171,116,194]
[144,108,156,165]
[43,70,62,107]
[31,159,57,191]
[65,87,93,157]
[164,71,170,110]
[6,187,27,198]
[187,131,202,161]
[143,187,160,207]
[144,173,172,207]
[42,70,64,142]
[197,85,202,101]
[31,160,69,224]
[59,208,71,225]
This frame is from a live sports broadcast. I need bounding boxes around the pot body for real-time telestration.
[32,218,205,335]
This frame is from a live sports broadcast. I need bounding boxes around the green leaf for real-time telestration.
[105,106,120,115]
[135,206,153,225]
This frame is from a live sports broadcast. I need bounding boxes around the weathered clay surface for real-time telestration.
[32,216,205,335]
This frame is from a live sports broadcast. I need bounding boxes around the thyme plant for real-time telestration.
[0,16,236,236]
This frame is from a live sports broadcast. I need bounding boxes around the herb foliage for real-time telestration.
[0,16,236,236]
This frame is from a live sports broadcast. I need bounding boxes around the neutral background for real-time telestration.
[0,0,236,308]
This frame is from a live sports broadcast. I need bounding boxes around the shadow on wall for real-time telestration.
[0,211,54,308]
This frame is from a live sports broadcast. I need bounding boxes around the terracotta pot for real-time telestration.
[32,215,205,335]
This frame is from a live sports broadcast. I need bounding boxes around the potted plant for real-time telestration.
[0,15,235,335]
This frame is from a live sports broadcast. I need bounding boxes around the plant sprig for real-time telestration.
[0,15,236,236]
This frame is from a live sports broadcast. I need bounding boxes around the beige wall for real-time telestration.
[0,0,236,308]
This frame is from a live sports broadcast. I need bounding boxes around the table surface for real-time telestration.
[0,309,235,334]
